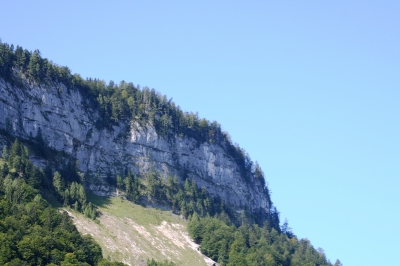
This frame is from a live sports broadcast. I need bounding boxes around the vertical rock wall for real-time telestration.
[0,77,270,215]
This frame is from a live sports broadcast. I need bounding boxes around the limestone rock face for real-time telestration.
[0,77,270,215]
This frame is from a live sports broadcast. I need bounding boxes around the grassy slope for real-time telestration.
[66,194,213,266]
[0,138,211,266]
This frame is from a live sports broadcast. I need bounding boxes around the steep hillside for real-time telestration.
[67,194,215,266]
[0,41,340,266]
[0,42,271,222]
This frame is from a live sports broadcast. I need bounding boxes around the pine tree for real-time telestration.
[334,259,343,266]
[28,50,42,81]
[9,139,21,162]
[78,185,87,205]
[53,171,64,195]
[2,146,8,160]
[74,200,79,212]
[0,163,9,178]
[116,175,123,190]
[64,188,70,206]
[28,165,42,189]
[184,178,190,194]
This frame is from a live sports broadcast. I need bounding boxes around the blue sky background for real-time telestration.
[1,1,399,265]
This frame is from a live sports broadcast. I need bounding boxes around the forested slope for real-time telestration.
[0,40,271,222]
[0,40,341,265]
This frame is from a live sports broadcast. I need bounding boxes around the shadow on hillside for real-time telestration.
[87,193,112,208]
[44,192,63,208]
[140,196,173,211]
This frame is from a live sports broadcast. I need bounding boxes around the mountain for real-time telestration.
[0,45,271,224]
[0,41,339,265]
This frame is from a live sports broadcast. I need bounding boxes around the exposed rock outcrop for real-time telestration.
[0,75,270,216]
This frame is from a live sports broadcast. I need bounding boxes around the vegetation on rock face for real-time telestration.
[0,140,125,265]
[108,162,279,228]
[0,139,200,266]
[114,166,233,218]
[0,40,267,189]
[0,40,340,265]
[0,38,275,223]
[0,138,339,265]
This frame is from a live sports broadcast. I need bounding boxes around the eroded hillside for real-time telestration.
[66,194,215,266]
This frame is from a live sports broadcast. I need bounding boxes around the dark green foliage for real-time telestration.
[188,215,235,262]
[52,173,97,220]
[146,258,176,266]
[2,145,8,160]
[159,173,229,220]
[114,166,235,223]
[97,259,126,266]
[281,218,294,238]
[0,140,128,265]
[188,216,333,266]
[114,172,140,202]
[0,146,99,265]
[1,139,44,192]
[146,166,163,200]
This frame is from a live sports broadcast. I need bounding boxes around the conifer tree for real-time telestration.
[75,200,79,212]
[2,146,8,160]
[334,259,343,266]
[53,171,64,195]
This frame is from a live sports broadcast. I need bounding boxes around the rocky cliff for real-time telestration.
[0,74,270,216]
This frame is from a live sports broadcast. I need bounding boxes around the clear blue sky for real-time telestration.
[1,1,399,265]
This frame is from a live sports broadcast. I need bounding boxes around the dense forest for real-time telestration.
[188,214,343,266]
[0,139,124,265]
[0,40,341,265]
